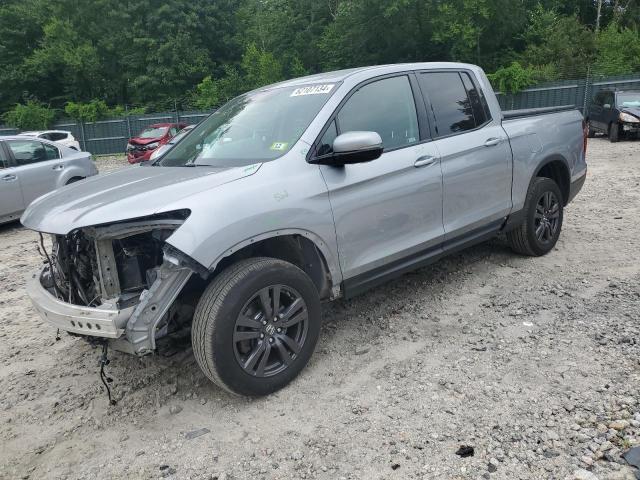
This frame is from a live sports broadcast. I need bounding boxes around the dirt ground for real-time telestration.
[1,140,639,480]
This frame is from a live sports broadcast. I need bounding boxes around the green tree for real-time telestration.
[518,6,596,79]
[3,100,56,130]
[593,22,640,75]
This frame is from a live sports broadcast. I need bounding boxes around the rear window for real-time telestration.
[139,127,168,139]
[48,132,68,141]
[418,71,481,138]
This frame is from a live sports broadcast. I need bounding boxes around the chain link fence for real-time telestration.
[496,72,640,114]
[51,110,213,156]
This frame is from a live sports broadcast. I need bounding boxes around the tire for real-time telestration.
[65,177,83,185]
[609,123,620,143]
[587,120,596,138]
[192,257,321,396]
[507,177,564,257]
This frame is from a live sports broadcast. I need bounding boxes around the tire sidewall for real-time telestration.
[524,179,564,256]
[204,261,321,396]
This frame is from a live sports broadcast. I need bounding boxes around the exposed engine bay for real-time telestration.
[34,212,204,355]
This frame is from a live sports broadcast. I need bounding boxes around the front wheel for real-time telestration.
[587,120,596,138]
[507,177,564,256]
[609,123,620,143]
[192,257,321,396]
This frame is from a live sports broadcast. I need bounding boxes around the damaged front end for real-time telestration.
[27,210,202,355]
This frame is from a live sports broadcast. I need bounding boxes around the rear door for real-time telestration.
[5,139,63,207]
[416,70,512,240]
[0,142,25,221]
[316,74,444,282]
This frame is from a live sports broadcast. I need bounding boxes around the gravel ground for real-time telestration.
[0,139,639,480]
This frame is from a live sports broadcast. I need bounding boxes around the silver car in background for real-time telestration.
[0,136,97,224]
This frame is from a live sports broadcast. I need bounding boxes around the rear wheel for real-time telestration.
[507,177,564,256]
[65,177,83,185]
[192,257,321,396]
[609,123,620,143]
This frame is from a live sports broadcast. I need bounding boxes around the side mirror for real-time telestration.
[603,103,611,109]
[310,131,383,166]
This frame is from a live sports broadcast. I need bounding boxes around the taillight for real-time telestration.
[582,119,588,158]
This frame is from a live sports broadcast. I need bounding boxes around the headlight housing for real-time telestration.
[146,142,160,150]
[619,112,640,123]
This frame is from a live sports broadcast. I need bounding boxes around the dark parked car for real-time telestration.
[587,89,640,142]
[126,123,187,163]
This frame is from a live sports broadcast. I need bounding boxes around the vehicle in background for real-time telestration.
[586,89,640,142]
[19,130,81,151]
[23,62,587,396]
[149,124,196,161]
[126,123,187,164]
[0,136,97,224]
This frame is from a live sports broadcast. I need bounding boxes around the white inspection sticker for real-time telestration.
[290,84,335,97]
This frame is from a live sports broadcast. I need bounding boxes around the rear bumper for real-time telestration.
[26,270,134,338]
[568,170,587,204]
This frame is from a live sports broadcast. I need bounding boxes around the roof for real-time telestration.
[262,62,480,91]
[19,130,71,135]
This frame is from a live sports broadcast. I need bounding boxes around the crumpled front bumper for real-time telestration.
[26,270,134,339]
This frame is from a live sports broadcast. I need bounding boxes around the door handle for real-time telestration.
[484,138,503,147]
[2,174,17,182]
[484,138,502,147]
[52,164,64,171]
[414,156,437,168]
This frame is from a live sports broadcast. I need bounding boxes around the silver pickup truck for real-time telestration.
[22,63,587,396]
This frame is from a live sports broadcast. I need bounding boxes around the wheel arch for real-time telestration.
[533,155,571,205]
[208,230,341,300]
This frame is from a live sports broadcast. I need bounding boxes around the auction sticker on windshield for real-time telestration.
[270,142,289,151]
[290,84,335,97]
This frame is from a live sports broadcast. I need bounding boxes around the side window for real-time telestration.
[418,72,477,137]
[43,143,60,160]
[607,93,615,107]
[317,121,337,157]
[337,75,419,151]
[460,72,490,125]
[169,127,178,137]
[6,140,55,166]
[594,92,605,106]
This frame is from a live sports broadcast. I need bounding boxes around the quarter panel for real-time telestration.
[502,109,585,211]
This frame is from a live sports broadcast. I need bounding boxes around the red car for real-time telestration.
[126,123,187,164]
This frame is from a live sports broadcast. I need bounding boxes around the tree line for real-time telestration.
[1,0,639,129]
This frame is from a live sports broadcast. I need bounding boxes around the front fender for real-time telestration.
[210,228,342,286]
[165,155,343,287]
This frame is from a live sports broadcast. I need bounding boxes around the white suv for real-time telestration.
[19,130,81,151]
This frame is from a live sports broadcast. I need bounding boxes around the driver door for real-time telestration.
[316,74,444,291]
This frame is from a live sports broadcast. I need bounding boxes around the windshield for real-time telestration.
[139,127,168,138]
[617,93,640,108]
[159,83,338,167]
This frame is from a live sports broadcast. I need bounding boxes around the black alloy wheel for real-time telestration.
[534,191,561,245]
[233,285,309,378]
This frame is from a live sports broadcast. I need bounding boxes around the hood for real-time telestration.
[130,136,162,146]
[21,164,261,234]
[621,107,640,119]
